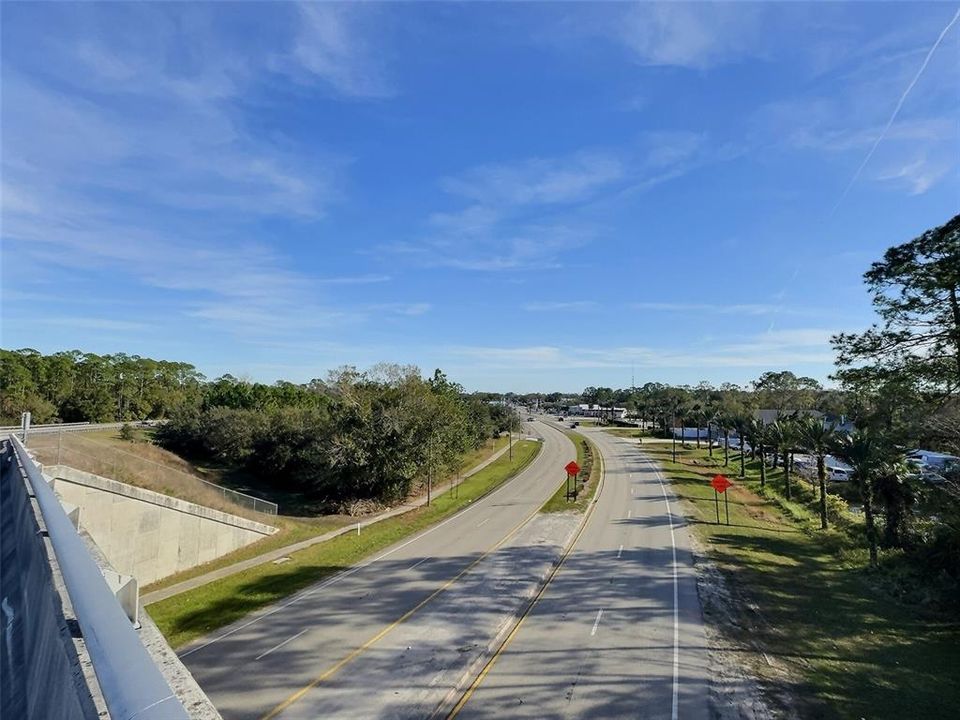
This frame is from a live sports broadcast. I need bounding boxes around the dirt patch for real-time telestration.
[688,530,812,720]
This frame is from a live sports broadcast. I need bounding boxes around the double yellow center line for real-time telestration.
[260,441,567,720]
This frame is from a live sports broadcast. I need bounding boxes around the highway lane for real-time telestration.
[455,425,709,719]
[178,421,576,720]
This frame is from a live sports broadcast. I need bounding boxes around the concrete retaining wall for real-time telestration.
[46,465,276,587]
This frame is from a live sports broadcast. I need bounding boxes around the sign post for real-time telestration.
[710,474,732,525]
[21,411,31,444]
[565,461,581,501]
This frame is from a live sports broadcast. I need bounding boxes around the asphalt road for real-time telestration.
[455,424,709,720]
[178,421,575,720]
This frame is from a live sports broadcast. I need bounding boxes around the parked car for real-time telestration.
[829,467,851,482]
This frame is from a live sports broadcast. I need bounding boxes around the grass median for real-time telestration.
[541,430,601,513]
[641,442,960,720]
[148,438,541,649]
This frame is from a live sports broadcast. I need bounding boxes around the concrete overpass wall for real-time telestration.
[1,446,92,720]
[46,465,276,587]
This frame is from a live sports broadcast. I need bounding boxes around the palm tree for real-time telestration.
[705,405,721,459]
[873,457,912,549]
[799,417,837,530]
[770,419,799,500]
[688,401,704,449]
[745,417,768,490]
[832,429,885,567]
[732,414,750,478]
[717,412,732,467]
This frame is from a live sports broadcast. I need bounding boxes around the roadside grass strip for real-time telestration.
[541,430,601,513]
[148,439,541,649]
[641,443,960,720]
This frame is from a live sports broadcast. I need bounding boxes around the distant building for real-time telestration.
[753,409,824,425]
[907,449,959,472]
[567,403,627,419]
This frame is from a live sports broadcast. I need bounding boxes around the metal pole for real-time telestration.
[714,489,720,523]
[671,415,677,463]
[724,490,730,525]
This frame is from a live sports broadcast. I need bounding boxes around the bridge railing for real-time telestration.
[8,435,189,720]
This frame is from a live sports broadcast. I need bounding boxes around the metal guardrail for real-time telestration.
[0,421,161,436]
[9,435,189,720]
[34,431,280,516]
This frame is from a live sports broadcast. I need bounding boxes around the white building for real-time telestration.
[907,449,959,472]
[567,404,627,419]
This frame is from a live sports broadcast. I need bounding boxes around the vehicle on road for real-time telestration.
[829,467,851,482]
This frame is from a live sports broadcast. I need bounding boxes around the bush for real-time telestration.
[119,423,136,441]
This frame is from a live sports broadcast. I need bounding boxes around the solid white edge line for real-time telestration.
[590,608,604,636]
[180,434,556,659]
[650,459,680,720]
[408,557,429,571]
[255,628,309,661]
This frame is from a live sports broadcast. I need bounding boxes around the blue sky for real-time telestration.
[2,2,958,392]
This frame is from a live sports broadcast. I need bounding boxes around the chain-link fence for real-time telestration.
[28,432,278,517]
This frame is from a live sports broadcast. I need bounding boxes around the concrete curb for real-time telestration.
[142,438,523,605]
[430,428,607,719]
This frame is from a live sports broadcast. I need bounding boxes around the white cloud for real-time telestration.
[447,328,837,372]
[617,2,765,69]
[286,2,394,98]
[442,152,625,207]
[630,302,828,318]
[394,132,710,272]
[369,303,432,317]
[314,274,392,285]
[524,301,598,312]
[876,154,953,196]
[36,317,153,332]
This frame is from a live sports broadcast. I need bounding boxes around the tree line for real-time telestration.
[0,353,519,507]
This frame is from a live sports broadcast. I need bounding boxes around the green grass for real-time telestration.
[602,427,650,438]
[643,443,960,720]
[147,439,541,649]
[541,431,601,513]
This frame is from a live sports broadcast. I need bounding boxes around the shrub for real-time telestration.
[119,423,136,441]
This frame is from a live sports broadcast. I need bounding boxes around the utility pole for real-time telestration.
[672,412,677,463]
[426,435,433,506]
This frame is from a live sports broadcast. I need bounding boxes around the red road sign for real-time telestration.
[565,461,581,476]
[711,474,732,493]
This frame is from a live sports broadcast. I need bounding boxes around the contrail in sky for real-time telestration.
[831,7,960,215]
